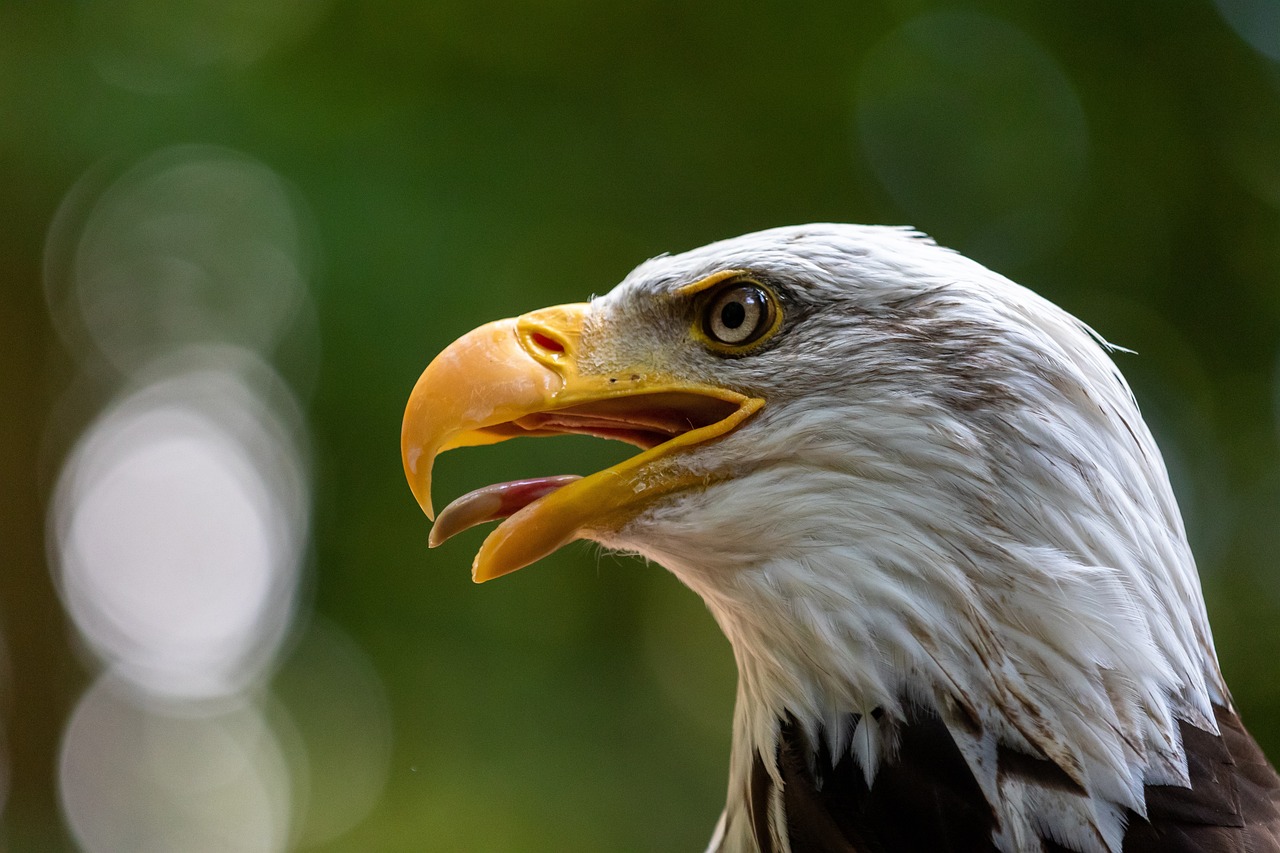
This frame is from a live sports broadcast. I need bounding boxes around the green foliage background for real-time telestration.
[4,2,1280,850]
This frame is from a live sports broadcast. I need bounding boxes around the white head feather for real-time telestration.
[583,224,1226,852]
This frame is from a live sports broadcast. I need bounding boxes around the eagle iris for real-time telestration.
[702,280,778,349]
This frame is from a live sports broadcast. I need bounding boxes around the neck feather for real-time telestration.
[623,391,1226,852]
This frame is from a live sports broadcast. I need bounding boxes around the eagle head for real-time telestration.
[402,225,1276,853]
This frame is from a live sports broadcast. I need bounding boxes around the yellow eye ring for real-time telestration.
[695,279,781,354]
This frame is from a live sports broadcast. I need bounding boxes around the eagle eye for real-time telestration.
[700,280,780,351]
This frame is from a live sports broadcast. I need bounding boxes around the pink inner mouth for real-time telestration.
[426,392,741,549]
[469,392,741,450]
[429,475,582,548]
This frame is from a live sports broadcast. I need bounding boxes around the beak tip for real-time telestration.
[413,494,436,523]
[471,550,510,584]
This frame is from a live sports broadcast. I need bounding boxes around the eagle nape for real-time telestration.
[401,224,1280,852]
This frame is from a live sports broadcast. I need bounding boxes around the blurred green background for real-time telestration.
[4,1,1280,850]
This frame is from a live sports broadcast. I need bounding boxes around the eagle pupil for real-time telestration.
[721,301,746,329]
[702,280,776,349]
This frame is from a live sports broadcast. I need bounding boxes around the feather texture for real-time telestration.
[734,703,1280,853]
[573,225,1280,851]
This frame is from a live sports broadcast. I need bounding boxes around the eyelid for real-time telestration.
[674,269,751,298]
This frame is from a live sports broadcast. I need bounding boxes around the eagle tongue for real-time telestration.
[429,475,583,548]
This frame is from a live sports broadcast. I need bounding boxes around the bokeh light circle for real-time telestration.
[78,0,334,94]
[1214,0,1280,62]
[60,675,292,853]
[855,12,1089,266]
[49,350,308,699]
[44,145,314,377]
[273,618,394,846]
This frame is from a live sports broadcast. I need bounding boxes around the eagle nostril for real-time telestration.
[530,332,565,354]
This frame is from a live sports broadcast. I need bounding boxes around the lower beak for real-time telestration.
[401,302,762,581]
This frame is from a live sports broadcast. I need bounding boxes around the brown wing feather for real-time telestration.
[1122,704,1280,853]
[756,705,1280,853]
[757,712,999,853]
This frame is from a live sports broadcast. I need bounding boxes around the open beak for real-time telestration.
[401,302,763,582]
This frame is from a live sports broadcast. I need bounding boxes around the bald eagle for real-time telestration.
[401,225,1280,852]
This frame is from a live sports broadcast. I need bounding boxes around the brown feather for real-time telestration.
[1122,704,1280,853]
[757,705,1280,853]
[759,712,999,853]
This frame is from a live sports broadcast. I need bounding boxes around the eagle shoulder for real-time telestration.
[745,706,1280,853]
[1122,704,1280,853]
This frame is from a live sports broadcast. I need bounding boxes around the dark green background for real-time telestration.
[4,2,1280,850]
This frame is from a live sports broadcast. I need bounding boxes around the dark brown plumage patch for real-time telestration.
[756,704,1280,853]
[750,750,777,853]
[1121,704,1280,852]
[762,712,999,853]
[995,742,1086,796]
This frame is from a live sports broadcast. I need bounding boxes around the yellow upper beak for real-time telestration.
[401,302,762,582]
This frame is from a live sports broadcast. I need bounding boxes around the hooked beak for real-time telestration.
[401,302,763,582]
